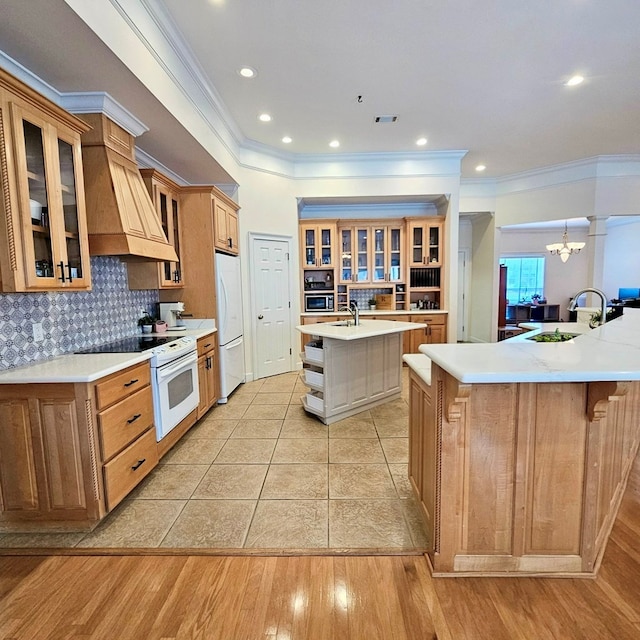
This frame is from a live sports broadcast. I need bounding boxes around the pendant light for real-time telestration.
[546,221,585,263]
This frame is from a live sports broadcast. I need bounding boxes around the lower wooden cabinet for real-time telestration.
[409,313,447,352]
[197,334,218,418]
[0,385,100,524]
[407,369,436,552]
[0,361,159,528]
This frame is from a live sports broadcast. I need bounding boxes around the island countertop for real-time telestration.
[418,309,640,383]
[297,318,425,341]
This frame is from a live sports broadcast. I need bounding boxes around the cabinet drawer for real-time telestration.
[95,363,150,410]
[99,386,154,461]
[410,314,446,325]
[103,428,158,511]
[197,334,217,357]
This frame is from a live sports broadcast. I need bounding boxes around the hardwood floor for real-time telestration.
[0,435,638,638]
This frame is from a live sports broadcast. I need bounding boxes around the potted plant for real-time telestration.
[368,297,377,310]
[137,310,155,334]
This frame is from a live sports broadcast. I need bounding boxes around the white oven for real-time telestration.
[150,337,199,441]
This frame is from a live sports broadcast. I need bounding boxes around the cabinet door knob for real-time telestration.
[57,261,66,282]
[258,314,264,320]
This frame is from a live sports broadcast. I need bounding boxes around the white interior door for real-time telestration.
[251,235,293,379]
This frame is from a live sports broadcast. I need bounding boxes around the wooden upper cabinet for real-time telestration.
[338,223,404,284]
[213,194,240,255]
[408,219,443,267]
[0,69,92,292]
[300,222,337,269]
[127,169,185,290]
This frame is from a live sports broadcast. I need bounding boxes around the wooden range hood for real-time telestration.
[78,113,178,262]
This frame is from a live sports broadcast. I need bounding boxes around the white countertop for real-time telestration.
[301,309,447,317]
[0,323,217,384]
[403,353,432,386]
[417,309,640,383]
[297,319,426,341]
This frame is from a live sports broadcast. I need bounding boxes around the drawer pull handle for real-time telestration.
[127,413,141,424]
[203,343,212,348]
[131,458,146,471]
[124,379,139,387]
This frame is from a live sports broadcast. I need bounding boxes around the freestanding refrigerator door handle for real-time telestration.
[258,314,264,319]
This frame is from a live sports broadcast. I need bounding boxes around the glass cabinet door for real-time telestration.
[319,226,333,267]
[57,136,85,284]
[372,227,386,282]
[356,227,369,282]
[388,227,402,281]
[340,228,353,282]
[158,189,182,286]
[11,102,90,290]
[411,224,425,265]
[22,119,55,283]
[428,224,440,264]
[304,227,317,267]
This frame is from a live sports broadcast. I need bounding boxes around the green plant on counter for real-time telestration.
[137,311,155,326]
[368,297,377,306]
[531,328,576,342]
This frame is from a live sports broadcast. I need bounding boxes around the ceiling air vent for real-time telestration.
[374,115,398,123]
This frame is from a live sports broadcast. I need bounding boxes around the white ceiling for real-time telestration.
[1,0,639,182]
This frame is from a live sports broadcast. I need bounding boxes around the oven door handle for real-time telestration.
[156,351,198,381]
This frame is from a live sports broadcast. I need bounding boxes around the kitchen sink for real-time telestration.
[328,321,353,327]
[525,331,580,342]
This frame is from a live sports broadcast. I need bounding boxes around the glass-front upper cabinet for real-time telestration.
[339,227,353,283]
[128,169,184,290]
[0,93,91,292]
[300,222,336,269]
[408,219,442,267]
[372,225,404,282]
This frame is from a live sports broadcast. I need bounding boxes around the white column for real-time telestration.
[586,216,608,292]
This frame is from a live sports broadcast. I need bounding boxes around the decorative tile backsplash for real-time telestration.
[0,257,158,371]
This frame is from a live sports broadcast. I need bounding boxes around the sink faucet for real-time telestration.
[568,288,607,326]
[339,301,360,326]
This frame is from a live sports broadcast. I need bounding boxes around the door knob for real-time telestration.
[258,314,264,319]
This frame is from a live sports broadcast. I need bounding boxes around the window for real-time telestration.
[501,256,545,304]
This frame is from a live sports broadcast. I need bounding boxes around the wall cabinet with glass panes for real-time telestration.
[300,222,337,269]
[127,169,185,290]
[0,68,92,292]
[338,223,404,284]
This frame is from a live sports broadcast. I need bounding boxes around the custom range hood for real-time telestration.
[76,112,177,262]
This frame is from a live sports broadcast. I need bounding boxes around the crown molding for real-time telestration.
[60,91,148,137]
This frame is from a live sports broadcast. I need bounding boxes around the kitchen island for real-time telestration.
[297,319,425,425]
[404,310,640,577]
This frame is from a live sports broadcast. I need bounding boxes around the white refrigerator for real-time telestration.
[215,252,245,402]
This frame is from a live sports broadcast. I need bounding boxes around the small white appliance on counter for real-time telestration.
[215,252,245,402]
[158,301,186,331]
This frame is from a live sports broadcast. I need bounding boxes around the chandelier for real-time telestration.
[546,221,585,263]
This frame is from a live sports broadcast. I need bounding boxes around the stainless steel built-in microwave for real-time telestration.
[305,293,334,312]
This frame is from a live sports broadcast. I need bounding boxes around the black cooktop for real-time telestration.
[75,335,180,354]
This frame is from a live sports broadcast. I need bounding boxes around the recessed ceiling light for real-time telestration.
[565,75,584,87]
[416,137,428,146]
[282,136,292,144]
[329,140,340,148]
[475,164,486,172]
[238,67,256,78]
[258,113,272,122]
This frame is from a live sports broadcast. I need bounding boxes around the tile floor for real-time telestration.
[0,369,429,552]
